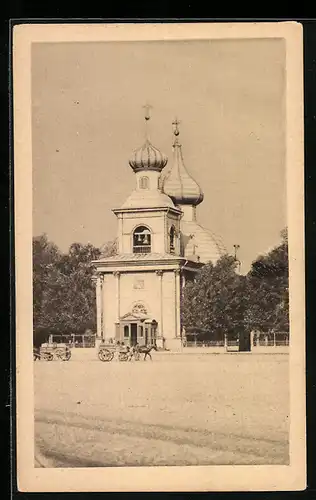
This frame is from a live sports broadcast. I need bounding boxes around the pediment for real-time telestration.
[120,312,148,322]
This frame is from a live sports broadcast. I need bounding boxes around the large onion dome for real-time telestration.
[162,120,204,206]
[181,221,226,264]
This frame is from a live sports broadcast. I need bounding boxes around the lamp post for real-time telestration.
[233,244,241,273]
[151,319,158,346]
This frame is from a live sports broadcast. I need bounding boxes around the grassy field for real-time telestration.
[34,351,289,467]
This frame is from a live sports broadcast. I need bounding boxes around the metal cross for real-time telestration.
[172,117,180,136]
[233,244,240,260]
[143,103,153,121]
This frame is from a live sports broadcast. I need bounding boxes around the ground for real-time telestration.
[34,350,289,467]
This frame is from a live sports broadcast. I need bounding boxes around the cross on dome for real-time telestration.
[143,103,153,122]
[172,117,180,137]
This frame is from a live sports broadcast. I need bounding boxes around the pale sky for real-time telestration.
[32,38,286,272]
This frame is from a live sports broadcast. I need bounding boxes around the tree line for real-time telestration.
[33,234,117,346]
[33,229,288,346]
[182,228,289,339]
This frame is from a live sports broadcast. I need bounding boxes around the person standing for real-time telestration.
[114,341,120,361]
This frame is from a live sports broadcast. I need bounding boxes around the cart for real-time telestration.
[98,344,130,362]
[36,343,72,361]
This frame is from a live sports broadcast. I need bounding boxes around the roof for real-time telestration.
[93,252,186,264]
[181,220,226,265]
[120,188,175,210]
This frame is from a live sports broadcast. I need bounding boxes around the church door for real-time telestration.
[131,323,138,346]
[239,331,251,352]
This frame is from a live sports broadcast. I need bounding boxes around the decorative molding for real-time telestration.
[92,273,104,285]
[155,270,163,276]
[94,262,203,275]
[132,302,148,315]
[181,274,186,289]
[112,206,183,216]
[92,255,202,267]
[174,269,181,276]
[133,279,145,289]
[113,271,121,277]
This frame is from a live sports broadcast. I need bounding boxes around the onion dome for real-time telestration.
[129,139,168,173]
[181,221,226,265]
[128,105,168,173]
[162,119,204,206]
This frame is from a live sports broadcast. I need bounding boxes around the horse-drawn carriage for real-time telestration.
[98,342,157,362]
[98,343,130,362]
[33,343,72,361]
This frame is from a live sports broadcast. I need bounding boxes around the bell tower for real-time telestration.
[112,107,183,256]
[92,108,203,352]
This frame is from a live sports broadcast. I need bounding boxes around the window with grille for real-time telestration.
[133,226,151,253]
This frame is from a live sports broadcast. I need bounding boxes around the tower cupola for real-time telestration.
[162,119,204,207]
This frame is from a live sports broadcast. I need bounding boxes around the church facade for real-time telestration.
[92,113,225,351]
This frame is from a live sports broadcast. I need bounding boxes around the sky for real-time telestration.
[32,38,286,273]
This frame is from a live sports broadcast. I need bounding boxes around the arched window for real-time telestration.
[124,325,129,338]
[169,226,175,253]
[133,226,151,254]
[139,176,149,189]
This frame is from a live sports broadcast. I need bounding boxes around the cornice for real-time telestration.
[92,257,203,274]
[112,206,183,217]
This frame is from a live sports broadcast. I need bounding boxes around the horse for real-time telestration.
[33,347,41,361]
[138,344,158,361]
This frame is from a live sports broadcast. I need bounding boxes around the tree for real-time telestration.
[182,255,247,339]
[33,234,61,337]
[100,238,118,258]
[33,236,104,344]
[182,228,289,343]
[245,228,289,333]
[39,242,102,335]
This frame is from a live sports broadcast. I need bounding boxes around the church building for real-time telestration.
[92,110,225,351]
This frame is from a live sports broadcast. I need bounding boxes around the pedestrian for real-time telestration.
[134,342,140,361]
[114,341,120,361]
[126,345,133,361]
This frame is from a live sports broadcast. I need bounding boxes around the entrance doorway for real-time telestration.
[145,326,148,345]
[131,323,138,346]
[238,331,251,352]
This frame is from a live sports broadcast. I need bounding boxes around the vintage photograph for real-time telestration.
[14,23,305,492]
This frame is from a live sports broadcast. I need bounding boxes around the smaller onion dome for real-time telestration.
[129,139,168,173]
[129,106,168,173]
[162,119,204,206]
